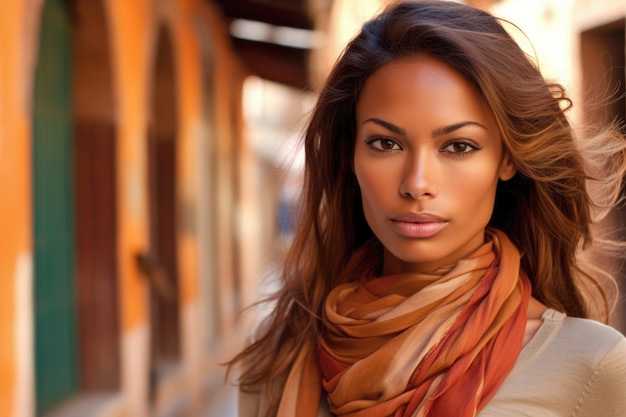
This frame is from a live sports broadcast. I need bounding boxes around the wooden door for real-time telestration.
[148,133,181,363]
[74,121,120,390]
[147,29,181,373]
[32,0,78,413]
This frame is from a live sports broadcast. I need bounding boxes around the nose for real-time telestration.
[399,151,438,200]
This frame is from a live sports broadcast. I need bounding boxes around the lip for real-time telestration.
[390,212,448,238]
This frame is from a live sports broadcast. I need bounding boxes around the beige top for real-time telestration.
[478,309,626,417]
[239,309,626,417]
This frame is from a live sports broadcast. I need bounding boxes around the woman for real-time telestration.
[229,1,626,416]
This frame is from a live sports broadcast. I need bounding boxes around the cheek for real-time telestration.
[356,171,382,210]
[354,163,392,215]
[450,167,499,216]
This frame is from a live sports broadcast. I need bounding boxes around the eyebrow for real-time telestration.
[361,118,488,137]
[432,121,488,137]
[361,117,407,135]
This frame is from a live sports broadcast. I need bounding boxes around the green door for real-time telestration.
[32,0,78,413]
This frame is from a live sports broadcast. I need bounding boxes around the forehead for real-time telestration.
[356,56,493,126]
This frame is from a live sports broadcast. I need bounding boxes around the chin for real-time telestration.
[384,243,448,268]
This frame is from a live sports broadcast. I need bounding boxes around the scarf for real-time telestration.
[277,229,531,417]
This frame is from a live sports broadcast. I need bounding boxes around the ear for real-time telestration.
[498,152,516,181]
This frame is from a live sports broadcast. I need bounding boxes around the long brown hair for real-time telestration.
[229,1,626,413]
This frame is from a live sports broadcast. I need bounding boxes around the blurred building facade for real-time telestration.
[0,0,330,416]
[1,0,624,416]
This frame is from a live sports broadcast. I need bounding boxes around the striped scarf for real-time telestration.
[278,229,531,417]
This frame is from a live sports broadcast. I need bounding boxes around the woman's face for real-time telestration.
[354,56,515,275]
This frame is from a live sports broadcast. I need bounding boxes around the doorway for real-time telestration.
[147,26,181,380]
[32,0,120,413]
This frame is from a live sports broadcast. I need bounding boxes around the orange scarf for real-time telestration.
[278,229,531,417]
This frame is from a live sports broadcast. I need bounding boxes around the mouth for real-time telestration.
[389,213,448,238]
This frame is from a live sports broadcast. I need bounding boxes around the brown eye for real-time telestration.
[380,139,397,150]
[452,142,469,152]
[441,140,479,155]
[368,137,401,152]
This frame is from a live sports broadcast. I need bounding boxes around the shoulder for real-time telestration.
[514,309,624,374]
[559,313,624,341]
[480,311,626,416]
[530,312,625,383]
[553,314,625,365]
[569,336,626,417]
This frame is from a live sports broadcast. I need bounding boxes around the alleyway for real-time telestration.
[2,1,626,416]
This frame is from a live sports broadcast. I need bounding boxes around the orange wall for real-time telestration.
[0,0,250,413]
[174,1,202,305]
[106,0,228,332]
[107,0,152,332]
[0,0,30,414]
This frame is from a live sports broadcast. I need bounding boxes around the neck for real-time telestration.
[382,248,457,275]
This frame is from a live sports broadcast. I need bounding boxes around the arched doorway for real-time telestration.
[72,0,120,393]
[147,25,181,380]
[32,0,119,413]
